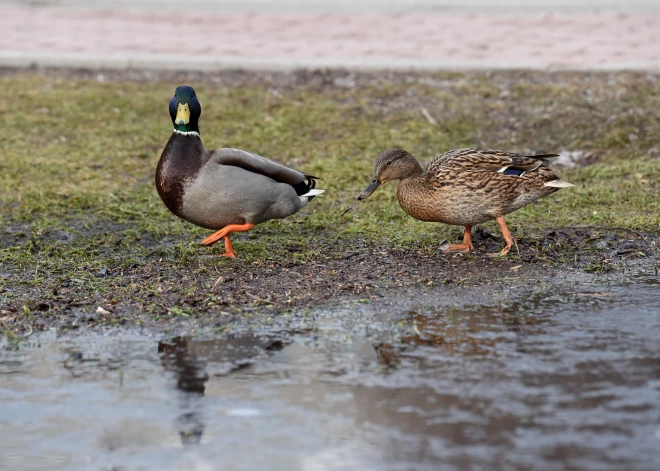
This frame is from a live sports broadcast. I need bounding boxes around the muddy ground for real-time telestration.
[3,220,657,337]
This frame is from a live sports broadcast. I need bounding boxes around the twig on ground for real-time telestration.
[420,107,437,125]
[246,292,281,306]
[212,276,224,290]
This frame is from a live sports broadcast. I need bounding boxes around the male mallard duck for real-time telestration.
[156,86,323,258]
[358,148,574,256]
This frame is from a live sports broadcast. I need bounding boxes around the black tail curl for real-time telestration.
[292,175,319,197]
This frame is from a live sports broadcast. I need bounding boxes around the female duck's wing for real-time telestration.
[209,148,318,195]
[426,148,559,176]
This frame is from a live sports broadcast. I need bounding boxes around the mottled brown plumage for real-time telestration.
[358,148,574,256]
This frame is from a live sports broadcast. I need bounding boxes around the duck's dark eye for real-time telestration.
[386,160,393,166]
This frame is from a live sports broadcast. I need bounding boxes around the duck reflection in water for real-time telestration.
[157,334,289,446]
[375,301,547,367]
[158,337,209,446]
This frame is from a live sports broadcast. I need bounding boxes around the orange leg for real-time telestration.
[440,225,474,253]
[200,223,254,257]
[221,236,237,258]
[488,216,515,257]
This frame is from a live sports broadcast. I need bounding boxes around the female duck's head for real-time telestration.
[358,148,423,200]
[169,86,202,134]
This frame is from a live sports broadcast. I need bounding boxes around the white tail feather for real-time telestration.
[302,189,325,197]
[544,180,575,188]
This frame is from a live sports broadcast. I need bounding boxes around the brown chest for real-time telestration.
[396,180,449,223]
[155,134,206,215]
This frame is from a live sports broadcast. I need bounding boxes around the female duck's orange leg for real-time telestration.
[200,223,254,258]
[440,225,474,253]
[489,216,514,257]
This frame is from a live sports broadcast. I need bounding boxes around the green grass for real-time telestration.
[1,71,659,317]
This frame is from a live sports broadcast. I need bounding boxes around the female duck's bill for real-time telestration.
[358,178,386,200]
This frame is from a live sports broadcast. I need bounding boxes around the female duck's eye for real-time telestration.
[386,160,392,166]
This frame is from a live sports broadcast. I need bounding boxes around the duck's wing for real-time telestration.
[209,148,319,196]
[426,148,559,176]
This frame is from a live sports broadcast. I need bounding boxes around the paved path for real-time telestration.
[2,4,659,71]
[3,0,660,14]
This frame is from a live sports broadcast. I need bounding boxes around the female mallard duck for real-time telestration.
[156,86,323,258]
[358,148,574,256]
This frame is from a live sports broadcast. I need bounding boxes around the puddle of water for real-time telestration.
[1,269,660,471]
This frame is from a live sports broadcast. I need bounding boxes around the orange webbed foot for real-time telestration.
[199,223,254,257]
[487,216,514,257]
[201,230,228,247]
[440,243,472,253]
[487,246,512,257]
[220,236,237,258]
[440,226,473,253]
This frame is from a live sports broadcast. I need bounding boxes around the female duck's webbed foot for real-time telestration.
[200,223,254,257]
[440,225,474,253]
[488,216,514,257]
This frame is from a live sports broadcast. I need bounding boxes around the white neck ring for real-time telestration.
[173,129,199,136]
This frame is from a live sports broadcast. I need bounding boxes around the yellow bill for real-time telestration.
[175,103,190,125]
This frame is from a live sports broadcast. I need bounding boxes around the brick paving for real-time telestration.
[2,6,659,70]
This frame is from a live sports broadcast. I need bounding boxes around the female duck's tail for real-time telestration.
[544,179,575,188]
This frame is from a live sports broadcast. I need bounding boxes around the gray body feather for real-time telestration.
[156,139,319,230]
[181,160,307,229]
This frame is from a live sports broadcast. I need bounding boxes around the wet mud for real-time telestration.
[2,223,658,335]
